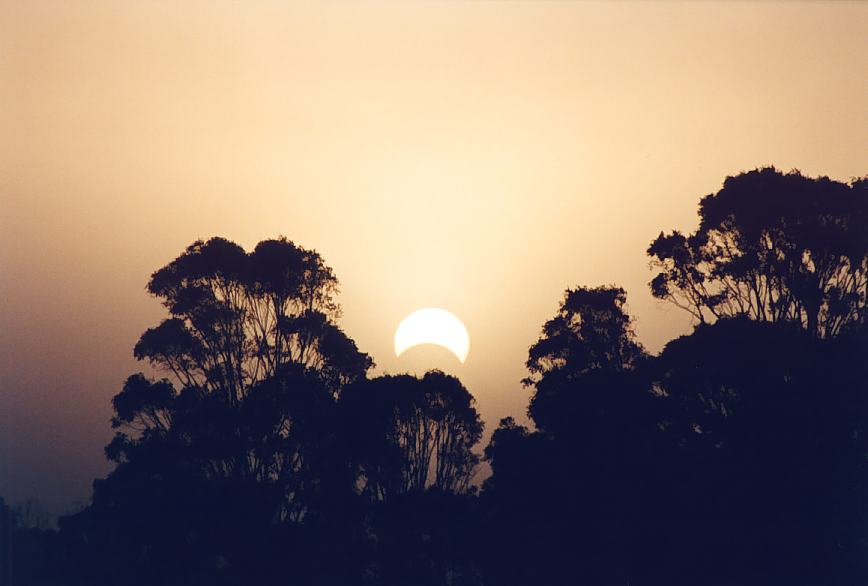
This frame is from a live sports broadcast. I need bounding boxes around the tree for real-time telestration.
[524,285,647,436]
[648,168,868,338]
[481,286,659,586]
[338,371,484,585]
[59,236,374,585]
[111,236,371,487]
[136,236,372,401]
[341,370,483,501]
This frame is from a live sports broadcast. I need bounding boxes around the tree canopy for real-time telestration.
[341,371,483,500]
[648,168,868,337]
[136,236,372,401]
[524,285,647,436]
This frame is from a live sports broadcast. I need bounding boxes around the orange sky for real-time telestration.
[1,0,866,514]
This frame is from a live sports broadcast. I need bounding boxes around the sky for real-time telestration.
[1,0,866,515]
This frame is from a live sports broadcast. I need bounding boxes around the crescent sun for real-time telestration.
[394,308,470,363]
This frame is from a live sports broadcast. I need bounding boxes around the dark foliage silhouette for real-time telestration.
[135,236,372,397]
[640,318,868,585]
[481,286,662,586]
[11,236,487,586]
[523,285,648,436]
[340,371,485,585]
[55,236,376,585]
[478,168,868,586]
[341,371,483,499]
[649,168,867,337]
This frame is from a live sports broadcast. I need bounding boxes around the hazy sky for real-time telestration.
[1,0,865,514]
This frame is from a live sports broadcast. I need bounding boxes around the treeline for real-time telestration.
[4,167,867,585]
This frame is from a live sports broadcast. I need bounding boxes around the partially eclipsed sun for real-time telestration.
[394,308,470,363]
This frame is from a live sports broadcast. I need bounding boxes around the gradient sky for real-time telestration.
[1,0,866,515]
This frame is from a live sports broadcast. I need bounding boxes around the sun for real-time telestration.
[394,308,470,363]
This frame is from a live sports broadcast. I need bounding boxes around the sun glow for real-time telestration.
[394,308,470,363]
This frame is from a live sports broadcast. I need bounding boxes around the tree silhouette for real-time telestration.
[338,372,484,585]
[341,370,483,500]
[637,169,868,584]
[648,168,867,337]
[136,236,371,399]
[523,285,647,436]
[56,237,374,585]
[480,168,868,585]
[482,286,660,586]
[49,236,494,586]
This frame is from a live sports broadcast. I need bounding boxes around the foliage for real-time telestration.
[482,287,660,586]
[48,237,377,584]
[135,236,372,401]
[523,285,647,436]
[648,168,868,337]
[43,236,486,586]
[341,371,483,500]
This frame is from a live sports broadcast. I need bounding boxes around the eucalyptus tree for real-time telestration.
[523,285,648,437]
[648,168,868,337]
[341,370,483,501]
[481,286,657,586]
[134,236,371,401]
[66,236,373,584]
[111,236,371,494]
[340,371,485,586]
